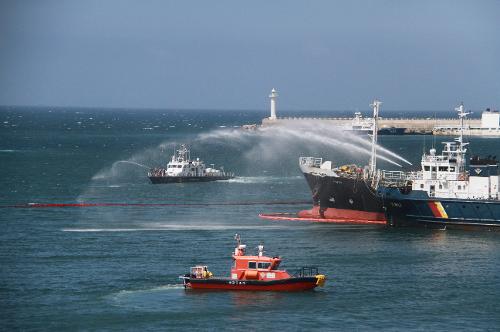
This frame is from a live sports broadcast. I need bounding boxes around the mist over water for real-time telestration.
[87,120,408,187]
[78,120,412,229]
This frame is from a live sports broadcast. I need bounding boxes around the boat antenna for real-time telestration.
[422,132,426,155]
[432,112,436,149]
[369,99,382,175]
[455,102,470,172]
[234,234,241,246]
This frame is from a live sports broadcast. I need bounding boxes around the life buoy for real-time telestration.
[458,173,465,181]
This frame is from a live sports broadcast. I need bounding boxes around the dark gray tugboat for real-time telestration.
[377,104,500,230]
[148,145,235,184]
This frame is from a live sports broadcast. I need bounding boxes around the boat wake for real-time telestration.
[114,284,185,297]
[226,176,302,184]
[107,284,186,310]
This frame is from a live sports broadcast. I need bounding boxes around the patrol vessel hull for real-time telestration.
[379,188,500,230]
[149,175,234,184]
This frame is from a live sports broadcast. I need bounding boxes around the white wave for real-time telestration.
[115,284,185,296]
[0,149,15,152]
[226,176,302,184]
[107,284,186,305]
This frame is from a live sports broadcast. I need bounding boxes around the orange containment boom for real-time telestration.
[258,213,386,225]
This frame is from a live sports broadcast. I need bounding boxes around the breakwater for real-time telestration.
[261,117,482,134]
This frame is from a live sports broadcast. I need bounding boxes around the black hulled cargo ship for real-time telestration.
[377,104,500,230]
[299,160,386,222]
[298,100,388,223]
[148,145,235,184]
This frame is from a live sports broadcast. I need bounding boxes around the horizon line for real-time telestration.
[0,104,466,113]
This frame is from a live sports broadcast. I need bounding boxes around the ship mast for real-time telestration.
[369,99,382,176]
[455,102,469,172]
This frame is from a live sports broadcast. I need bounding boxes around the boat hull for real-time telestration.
[299,172,386,223]
[379,188,500,230]
[149,175,234,184]
[186,277,320,291]
[378,127,406,135]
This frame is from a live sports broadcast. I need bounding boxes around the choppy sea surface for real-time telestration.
[1,107,499,330]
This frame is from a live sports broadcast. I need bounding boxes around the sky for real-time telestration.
[0,0,499,111]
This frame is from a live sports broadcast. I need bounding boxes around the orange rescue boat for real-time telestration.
[180,234,326,291]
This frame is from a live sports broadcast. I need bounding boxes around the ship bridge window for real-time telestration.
[450,167,455,172]
[257,262,271,269]
[420,184,424,189]
[432,166,437,172]
[424,166,430,171]
[248,262,256,269]
[439,166,448,172]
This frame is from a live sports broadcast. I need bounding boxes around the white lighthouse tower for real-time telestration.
[269,88,278,120]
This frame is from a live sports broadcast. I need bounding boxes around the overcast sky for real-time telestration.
[0,0,499,111]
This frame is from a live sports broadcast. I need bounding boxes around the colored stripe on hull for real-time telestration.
[428,201,449,219]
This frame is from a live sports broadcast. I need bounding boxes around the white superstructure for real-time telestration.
[148,145,228,178]
[346,112,374,133]
[385,104,500,200]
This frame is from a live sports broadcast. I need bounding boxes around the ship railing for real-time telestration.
[291,266,319,277]
[299,157,323,168]
[380,170,415,186]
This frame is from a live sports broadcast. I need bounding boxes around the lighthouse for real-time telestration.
[269,88,278,120]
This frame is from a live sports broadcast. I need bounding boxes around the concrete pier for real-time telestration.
[261,117,481,134]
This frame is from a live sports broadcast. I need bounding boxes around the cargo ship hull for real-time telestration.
[299,172,386,222]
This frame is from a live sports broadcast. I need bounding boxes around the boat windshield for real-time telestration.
[257,262,271,269]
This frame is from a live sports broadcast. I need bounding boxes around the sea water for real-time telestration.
[1,107,500,330]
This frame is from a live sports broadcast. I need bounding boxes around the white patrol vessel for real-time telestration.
[148,145,235,183]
